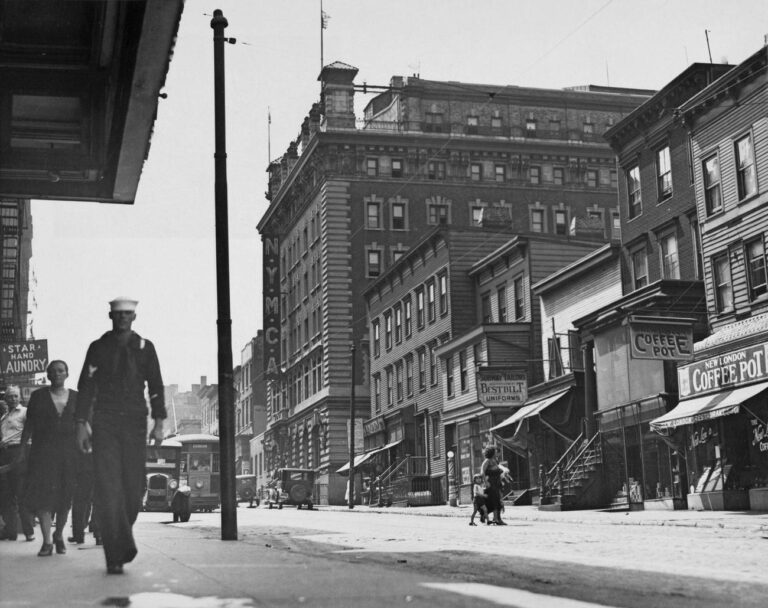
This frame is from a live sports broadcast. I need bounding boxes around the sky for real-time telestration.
[28,0,768,391]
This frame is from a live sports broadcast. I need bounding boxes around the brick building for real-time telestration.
[257,62,651,504]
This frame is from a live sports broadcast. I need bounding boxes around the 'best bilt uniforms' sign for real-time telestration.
[477,369,527,406]
[1,339,48,376]
[678,344,768,399]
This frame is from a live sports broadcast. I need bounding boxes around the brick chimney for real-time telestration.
[318,62,359,130]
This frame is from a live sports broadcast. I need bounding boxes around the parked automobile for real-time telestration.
[267,468,315,509]
[236,474,259,507]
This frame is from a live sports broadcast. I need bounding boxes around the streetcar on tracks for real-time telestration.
[176,433,221,513]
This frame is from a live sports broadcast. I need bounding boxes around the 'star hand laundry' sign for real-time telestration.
[1,339,48,376]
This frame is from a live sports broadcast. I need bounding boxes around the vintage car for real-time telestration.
[236,474,260,507]
[267,468,315,509]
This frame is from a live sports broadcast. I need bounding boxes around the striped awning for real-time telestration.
[490,388,572,433]
[650,381,768,431]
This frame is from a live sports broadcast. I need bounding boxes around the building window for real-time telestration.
[427,279,436,322]
[735,133,757,200]
[713,253,733,312]
[481,292,492,323]
[553,167,564,185]
[384,311,392,350]
[703,154,723,215]
[367,250,381,277]
[428,203,449,225]
[491,116,502,130]
[395,362,404,401]
[367,158,379,177]
[459,350,468,392]
[394,304,403,344]
[446,355,454,397]
[372,320,380,357]
[428,161,446,180]
[391,158,403,178]
[514,277,524,319]
[392,249,405,263]
[374,374,381,413]
[405,356,414,397]
[526,118,536,134]
[418,349,426,390]
[531,208,544,233]
[549,120,561,133]
[497,286,507,322]
[416,288,425,328]
[431,414,441,458]
[425,112,444,133]
[495,164,506,182]
[554,210,567,235]
[404,297,412,338]
[631,248,648,289]
[471,205,484,226]
[745,237,768,300]
[429,343,437,386]
[691,219,704,280]
[386,368,393,406]
[660,232,680,279]
[627,165,642,219]
[586,169,598,188]
[657,145,672,199]
[611,212,621,241]
[438,272,448,315]
[583,122,594,135]
[467,115,478,134]
[530,166,541,185]
[392,201,406,230]
[470,163,482,181]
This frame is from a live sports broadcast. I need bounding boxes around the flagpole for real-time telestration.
[267,107,271,165]
[320,0,324,73]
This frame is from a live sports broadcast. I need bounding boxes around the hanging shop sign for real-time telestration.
[1,339,48,376]
[628,317,694,361]
[363,416,386,436]
[477,369,527,407]
[678,343,768,399]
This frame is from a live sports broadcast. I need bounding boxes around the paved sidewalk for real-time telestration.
[322,502,768,531]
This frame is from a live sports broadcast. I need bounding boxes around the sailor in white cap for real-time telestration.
[75,296,166,574]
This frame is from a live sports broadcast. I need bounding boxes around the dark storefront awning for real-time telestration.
[490,388,572,433]
[650,381,768,431]
[336,440,402,474]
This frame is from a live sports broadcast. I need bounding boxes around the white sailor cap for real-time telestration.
[109,297,138,312]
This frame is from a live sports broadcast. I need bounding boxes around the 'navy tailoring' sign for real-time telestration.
[1,339,48,376]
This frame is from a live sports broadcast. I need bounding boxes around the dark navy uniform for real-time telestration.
[76,330,165,569]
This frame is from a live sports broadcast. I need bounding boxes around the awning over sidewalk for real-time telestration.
[650,381,768,431]
[490,388,572,433]
[336,440,402,474]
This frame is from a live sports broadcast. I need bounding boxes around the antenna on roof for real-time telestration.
[705,29,713,63]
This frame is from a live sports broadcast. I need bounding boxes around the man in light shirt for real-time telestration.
[0,385,35,541]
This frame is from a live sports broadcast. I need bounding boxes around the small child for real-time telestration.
[469,474,488,526]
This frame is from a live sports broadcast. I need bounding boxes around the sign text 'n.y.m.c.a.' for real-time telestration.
[0,340,48,376]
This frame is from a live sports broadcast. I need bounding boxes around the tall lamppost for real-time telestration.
[211,8,237,540]
[348,343,356,509]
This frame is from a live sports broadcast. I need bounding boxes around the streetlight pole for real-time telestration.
[211,8,237,541]
[348,343,356,509]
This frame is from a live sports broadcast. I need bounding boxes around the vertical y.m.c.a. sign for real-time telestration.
[262,235,281,380]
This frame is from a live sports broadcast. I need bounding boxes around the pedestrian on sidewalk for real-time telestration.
[68,415,101,547]
[480,447,507,526]
[469,474,488,526]
[76,297,166,575]
[0,385,35,542]
[19,360,79,557]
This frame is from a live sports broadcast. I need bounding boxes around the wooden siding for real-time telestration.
[539,258,622,379]
[691,85,768,328]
